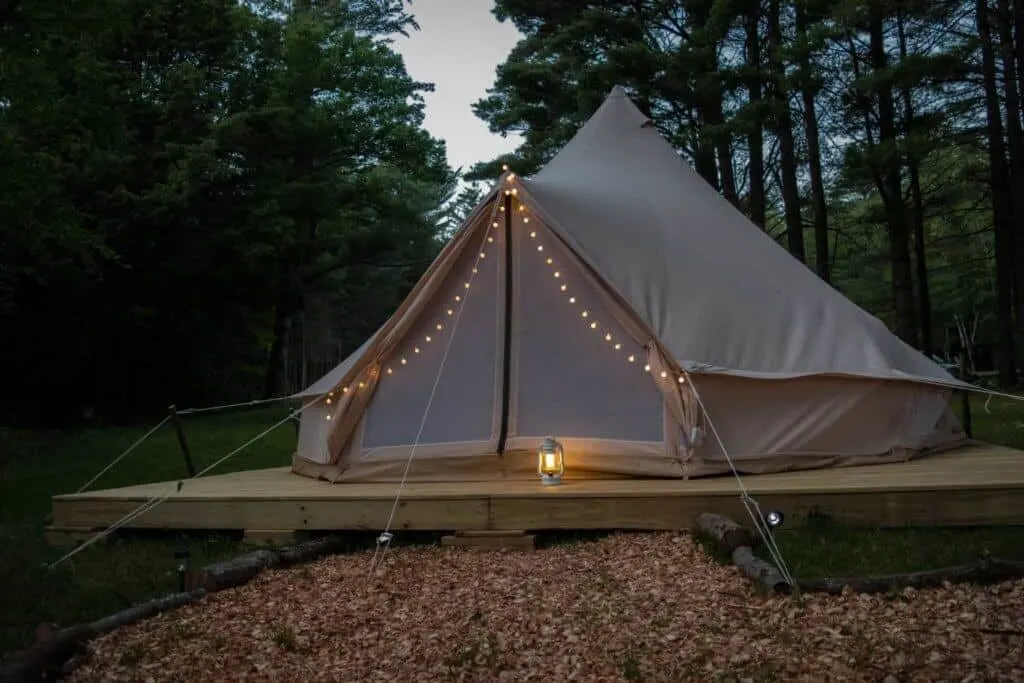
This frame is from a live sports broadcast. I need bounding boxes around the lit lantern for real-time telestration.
[537,437,565,486]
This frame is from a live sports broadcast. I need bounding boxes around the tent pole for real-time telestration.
[958,355,973,438]
[497,192,514,454]
[168,405,197,477]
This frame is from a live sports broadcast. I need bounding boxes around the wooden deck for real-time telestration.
[48,442,1024,543]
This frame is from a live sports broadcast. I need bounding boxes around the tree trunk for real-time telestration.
[264,303,293,399]
[997,0,1024,360]
[869,4,917,346]
[767,0,806,262]
[745,2,767,229]
[687,0,723,192]
[1014,0,1024,117]
[978,0,1019,385]
[897,8,933,355]
[795,0,830,281]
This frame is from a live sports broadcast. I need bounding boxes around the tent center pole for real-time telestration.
[497,192,514,455]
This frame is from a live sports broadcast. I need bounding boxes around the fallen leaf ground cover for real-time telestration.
[71,533,1024,682]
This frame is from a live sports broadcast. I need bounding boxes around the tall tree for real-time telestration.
[742,0,767,228]
[868,2,917,345]
[977,0,1018,384]
[794,0,831,280]
[895,5,933,354]
[766,0,806,261]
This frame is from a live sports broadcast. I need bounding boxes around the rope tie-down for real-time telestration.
[48,396,324,570]
[368,192,504,577]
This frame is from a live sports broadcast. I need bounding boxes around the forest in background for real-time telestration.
[1,0,1021,425]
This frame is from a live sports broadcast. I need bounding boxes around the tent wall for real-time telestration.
[681,375,965,476]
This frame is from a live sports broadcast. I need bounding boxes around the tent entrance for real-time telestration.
[502,202,670,468]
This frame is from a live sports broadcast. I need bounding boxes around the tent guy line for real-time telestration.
[369,193,505,576]
[47,395,326,570]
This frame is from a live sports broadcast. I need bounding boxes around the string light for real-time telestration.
[375,195,502,384]
[378,187,690,397]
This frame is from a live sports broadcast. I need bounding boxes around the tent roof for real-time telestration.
[297,86,966,399]
[518,86,961,387]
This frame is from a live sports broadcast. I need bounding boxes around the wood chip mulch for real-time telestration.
[69,533,1024,681]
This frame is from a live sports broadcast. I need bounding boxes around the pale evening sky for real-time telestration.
[392,1,524,177]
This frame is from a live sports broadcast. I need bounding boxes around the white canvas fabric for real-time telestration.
[291,86,968,483]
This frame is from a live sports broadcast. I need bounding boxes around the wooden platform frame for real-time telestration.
[48,443,1024,543]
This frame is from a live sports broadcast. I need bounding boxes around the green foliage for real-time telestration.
[0,0,454,422]
[476,0,1011,363]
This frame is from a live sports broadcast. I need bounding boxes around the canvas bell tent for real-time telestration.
[290,86,968,483]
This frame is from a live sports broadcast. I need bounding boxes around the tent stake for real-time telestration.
[958,356,972,439]
[168,405,197,477]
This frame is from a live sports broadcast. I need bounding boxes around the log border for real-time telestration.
[0,534,352,683]
[694,511,1024,597]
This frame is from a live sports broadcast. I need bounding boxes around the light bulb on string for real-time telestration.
[590,322,597,330]
[436,323,443,331]
[455,295,461,302]
[644,364,651,372]
[614,343,622,350]
[537,245,543,252]
[581,310,589,318]
[678,375,685,384]
[660,370,668,379]
[554,271,561,278]
[569,297,576,304]
[530,231,536,238]
[343,386,349,393]
[414,347,420,354]
[523,216,530,223]
[488,236,494,243]
[628,355,635,363]
[401,358,407,365]
[546,257,553,265]
[387,368,393,375]
[605,333,612,342]
[560,284,567,291]
[425,335,432,343]
[447,308,454,316]
[502,163,509,171]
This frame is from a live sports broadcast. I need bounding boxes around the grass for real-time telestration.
[1,395,1023,655]
[0,405,296,655]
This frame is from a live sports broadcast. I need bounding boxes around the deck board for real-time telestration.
[48,442,1024,538]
